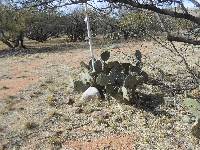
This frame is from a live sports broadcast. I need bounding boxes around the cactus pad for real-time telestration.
[106,84,118,96]
[74,49,148,104]
[124,75,138,89]
[96,73,109,86]
[101,51,110,62]
[183,98,200,117]
[73,80,89,93]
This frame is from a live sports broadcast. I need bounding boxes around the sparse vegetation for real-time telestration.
[0,86,9,90]
[25,122,39,130]
[0,0,200,149]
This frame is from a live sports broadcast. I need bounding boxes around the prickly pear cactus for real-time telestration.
[96,73,109,86]
[183,98,200,118]
[140,71,148,83]
[108,68,118,85]
[129,65,141,74]
[107,61,121,71]
[135,50,143,69]
[80,61,90,70]
[106,84,119,96]
[184,98,200,139]
[73,50,148,104]
[80,71,93,84]
[135,50,142,62]
[73,80,89,93]
[124,75,138,89]
[121,63,131,75]
[94,60,103,73]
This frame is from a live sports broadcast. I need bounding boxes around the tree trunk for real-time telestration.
[1,39,14,48]
[15,32,26,48]
[0,30,14,48]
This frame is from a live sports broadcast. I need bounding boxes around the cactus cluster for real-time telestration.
[183,98,200,118]
[183,98,200,139]
[74,50,148,104]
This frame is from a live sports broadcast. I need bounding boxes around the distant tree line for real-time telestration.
[0,1,197,48]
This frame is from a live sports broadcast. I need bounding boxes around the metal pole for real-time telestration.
[84,2,95,72]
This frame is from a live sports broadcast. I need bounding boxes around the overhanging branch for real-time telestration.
[167,35,200,45]
[112,0,200,25]
[189,0,200,8]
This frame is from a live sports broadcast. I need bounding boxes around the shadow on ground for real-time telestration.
[0,42,89,58]
[134,93,171,116]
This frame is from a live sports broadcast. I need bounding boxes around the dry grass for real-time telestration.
[0,41,8,50]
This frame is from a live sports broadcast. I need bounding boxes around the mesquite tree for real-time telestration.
[0,5,28,48]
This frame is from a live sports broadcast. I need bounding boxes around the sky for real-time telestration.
[58,0,110,14]
[183,0,199,8]
[57,0,199,13]
[0,0,199,11]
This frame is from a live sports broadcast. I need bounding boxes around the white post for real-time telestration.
[84,2,95,72]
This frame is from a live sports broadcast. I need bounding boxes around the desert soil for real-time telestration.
[0,40,200,150]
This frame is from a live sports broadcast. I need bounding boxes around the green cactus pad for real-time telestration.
[80,71,93,84]
[101,51,110,62]
[94,60,103,73]
[106,84,119,96]
[107,61,122,71]
[121,63,132,75]
[140,71,148,83]
[80,61,90,70]
[129,65,141,74]
[73,80,89,93]
[183,98,200,117]
[115,72,125,86]
[135,50,142,62]
[96,73,109,86]
[124,75,138,89]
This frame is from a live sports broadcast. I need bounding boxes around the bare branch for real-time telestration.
[189,0,200,8]
[111,0,200,25]
[152,12,199,83]
[167,35,200,45]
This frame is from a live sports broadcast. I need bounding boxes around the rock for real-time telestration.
[92,110,110,119]
[81,87,100,101]
[75,107,83,114]
[164,97,176,107]
[182,115,196,124]
[182,115,191,124]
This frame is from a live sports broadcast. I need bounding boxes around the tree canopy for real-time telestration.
[0,0,199,47]
[9,0,200,44]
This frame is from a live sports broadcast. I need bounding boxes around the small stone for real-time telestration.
[81,87,100,101]
[164,97,176,107]
[93,110,110,119]
[75,108,83,114]
[182,115,191,123]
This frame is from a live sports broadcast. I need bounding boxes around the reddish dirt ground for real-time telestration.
[64,134,136,150]
[0,50,89,100]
